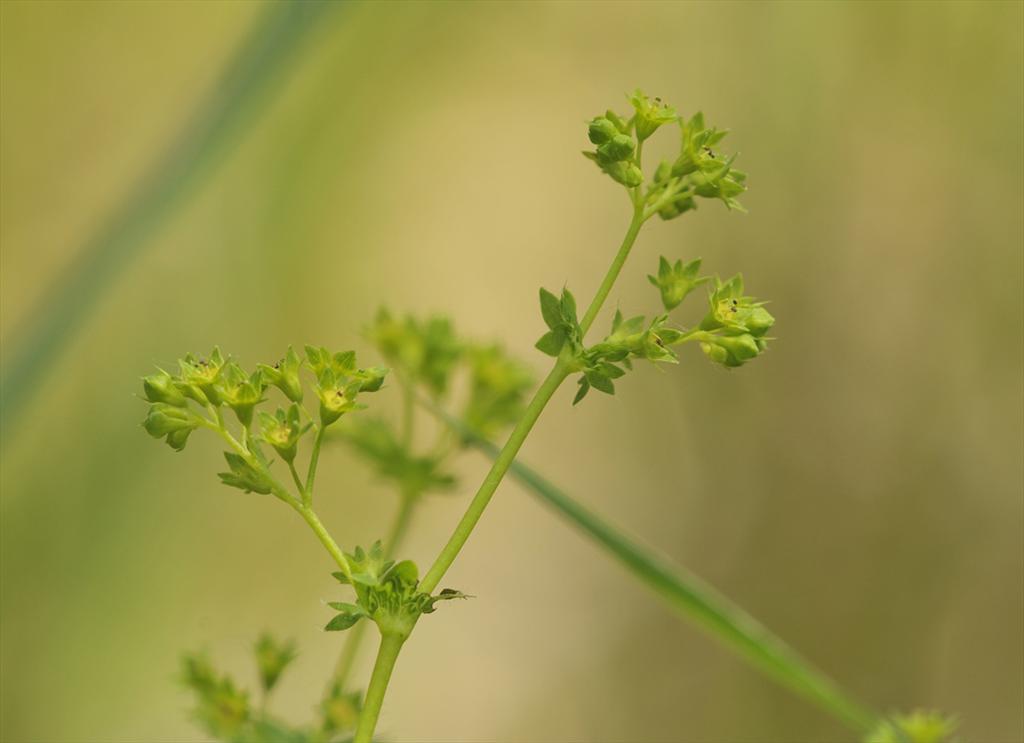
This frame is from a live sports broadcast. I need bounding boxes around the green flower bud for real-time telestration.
[629,89,678,142]
[165,427,194,452]
[605,109,630,134]
[701,333,761,367]
[587,116,619,145]
[353,365,388,393]
[597,133,635,163]
[144,403,198,437]
[142,370,188,407]
[143,403,200,450]
[657,194,697,221]
[647,256,710,311]
[604,161,644,187]
[257,405,304,464]
[258,346,303,403]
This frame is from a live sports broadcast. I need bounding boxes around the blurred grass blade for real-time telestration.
[432,404,879,733]
[0,1,340,436]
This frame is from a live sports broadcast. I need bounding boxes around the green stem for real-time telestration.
[287,460,305,494]
[421,206,646,594]
[353,633,406,743]
[294,503,353,581]
[304,425,326,504]
[578,207,645,335]
[400,376,415,450]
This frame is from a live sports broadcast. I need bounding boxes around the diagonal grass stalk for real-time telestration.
[1,1,339,438]
[431,403,880,734]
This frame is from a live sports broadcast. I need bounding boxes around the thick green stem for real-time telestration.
[421,205,646,594]
[353,633,406,743]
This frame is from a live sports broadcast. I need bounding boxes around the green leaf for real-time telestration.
[572,378,590,405]
[586,371,615,395]
[539,288,562,330]
[535,330,564,357]
[217,452,273,495]
[325,612,363,632]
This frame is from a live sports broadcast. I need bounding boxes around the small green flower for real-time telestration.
[178,348,227,406]
[697,275,774,368]
[305,346,387,425]
[648,256,710,310]
[216,363,265,428]
[257,404,306,464]
[257,346,304,403]
[315,371,363,426]
[629,89,678,142]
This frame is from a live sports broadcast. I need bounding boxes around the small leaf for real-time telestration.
[539,288,562,330]
[324,612,363,632]
[572,379,591,405]
[586,372,615,395]
[535,330,564,357]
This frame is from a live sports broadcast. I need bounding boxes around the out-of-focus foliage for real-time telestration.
[1,2,1020,742]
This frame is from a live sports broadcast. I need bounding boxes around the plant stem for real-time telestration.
[400,376,415,449]
[352,205,649,741]
[330,495,416,691]
[304,426,326,503]
[353,633,406,743]
[579,207,645,334]
[421,204,645,594]
[294,503,353,581]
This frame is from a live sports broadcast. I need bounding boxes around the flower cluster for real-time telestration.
[326,542,466,640]
[141,346,386,497]
[696,275,775,368]
[535,257,775,403]
[584,90,747,216]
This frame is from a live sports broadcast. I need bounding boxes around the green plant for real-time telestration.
[141,90,955,742]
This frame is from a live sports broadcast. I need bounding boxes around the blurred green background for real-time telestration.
[2,1,1022,741]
